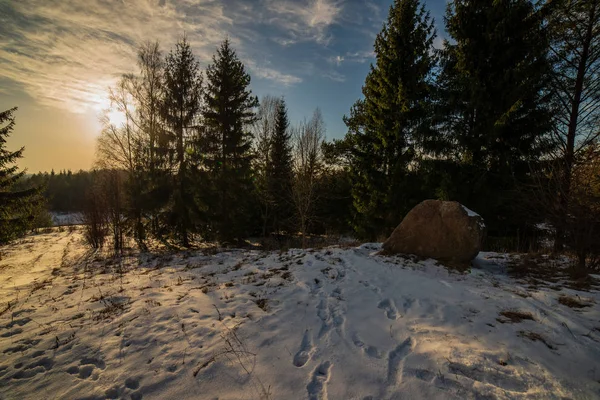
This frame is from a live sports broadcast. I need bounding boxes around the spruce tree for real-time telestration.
[266,98,294,234]
[438,0,553,239]
[0,107,40,243]
[202,39,258,242]
[343,0,436,240]
[161,36,203,246]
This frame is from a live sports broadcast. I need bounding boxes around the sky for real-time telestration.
[0,0,448,173]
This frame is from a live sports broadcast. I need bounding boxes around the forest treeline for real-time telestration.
[2,0,599,272]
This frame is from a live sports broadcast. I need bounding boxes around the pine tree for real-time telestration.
[0,107,40,243]
[202,39,258,242]
[343,0,436,240]
[437,0,553,240]
[266,98,294,234]
[161,36,203,246]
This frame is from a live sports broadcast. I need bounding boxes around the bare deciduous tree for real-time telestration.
[548,0,600,249]
[252,95,279,236]
[292,109,325,246]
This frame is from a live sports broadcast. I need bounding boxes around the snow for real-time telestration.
[461,205,480,218]
[50,212,83,226]
[1,230,599,399]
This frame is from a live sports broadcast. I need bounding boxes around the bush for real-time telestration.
[82,186,108,249]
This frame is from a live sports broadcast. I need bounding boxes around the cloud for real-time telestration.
[267,0,343,46]
[0,0,313,115]
[328,50,374,66]
[244,59,303,86]
[322,70,346,82]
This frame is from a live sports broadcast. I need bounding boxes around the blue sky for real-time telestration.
[0,0,448,172]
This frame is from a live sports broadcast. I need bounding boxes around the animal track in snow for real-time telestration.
[351,333,383,359]
[378,298,399,320]
[307,361,332,400]
[293,330,315,367]
[387,337,415,386]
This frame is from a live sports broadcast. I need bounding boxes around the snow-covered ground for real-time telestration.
[50,212,83,227]
[1,230,599,400]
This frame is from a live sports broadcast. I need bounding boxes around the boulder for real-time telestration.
[381,200,486,265]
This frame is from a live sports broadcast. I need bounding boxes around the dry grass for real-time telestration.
[558,294,593,309]
[254,298,269,311]
[497,309,535,324]
[518,330,557,350]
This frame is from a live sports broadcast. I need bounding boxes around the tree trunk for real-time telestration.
[555,3,596,252]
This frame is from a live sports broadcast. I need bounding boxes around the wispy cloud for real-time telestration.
[0,0,323,115]
[0,0,240,113]
[267,0,343,46]
[328,50,374,66]
[322,70,346,82]
[244,59,303,86]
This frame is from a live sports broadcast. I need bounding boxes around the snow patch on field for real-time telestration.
[0,232,599,399]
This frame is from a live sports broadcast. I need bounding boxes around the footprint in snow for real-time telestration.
[125,376,140,390]
[387,337,416,386]
[307,361,333,400]
[360,280,381,294]
[317,298,329,320]
[66,357,106,380]
[378,298,399,320]
[293,330,315,367]
[352,332,383,359]
[330,287,343,301]
[11,357,53,380]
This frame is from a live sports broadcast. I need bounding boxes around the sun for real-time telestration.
[92,93,129,128]
[105,107,127,127]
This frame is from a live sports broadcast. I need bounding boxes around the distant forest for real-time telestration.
[3,0,599,272]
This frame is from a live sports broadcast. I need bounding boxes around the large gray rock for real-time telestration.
[382,200,486,265]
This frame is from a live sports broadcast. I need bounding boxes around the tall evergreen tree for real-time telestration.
[202,39,258,242]
[267,98,294,233]
[343,0,436,240]
[437,0,553,239]
[161,36,203,246]
[0,107,40,243]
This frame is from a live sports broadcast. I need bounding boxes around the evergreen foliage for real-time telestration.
[161,36,203,246]
[0,108,41,243]
[266,98,294,233]
[436,0,554,240]
[343,0,437,240]
[201,39,258,242]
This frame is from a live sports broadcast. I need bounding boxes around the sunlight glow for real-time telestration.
[92,93,129,128]
[106,108,128,127]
